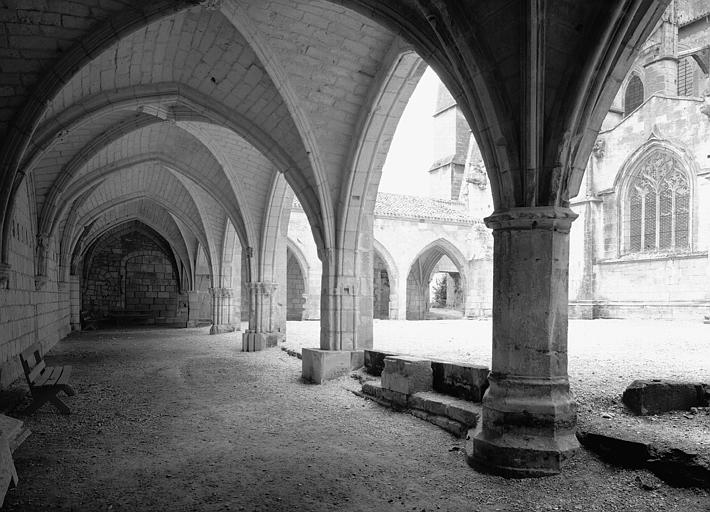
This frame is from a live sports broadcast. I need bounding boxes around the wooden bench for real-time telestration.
[19,343,75,415]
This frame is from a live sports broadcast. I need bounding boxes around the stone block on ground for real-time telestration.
[364,349,397,376]
[350,350,364,370]
[301,349,352,384]
[431,360,489,402]
[622,379,707,415]
[410,391,480,427]
[381,356,433,395]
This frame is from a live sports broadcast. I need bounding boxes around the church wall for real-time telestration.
[571,89,710,319]
[0,179,70,388]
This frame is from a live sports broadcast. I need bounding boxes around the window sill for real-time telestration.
[597,250,708,265]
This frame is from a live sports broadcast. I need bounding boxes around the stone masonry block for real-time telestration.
[431,360,490,402]
[381,356,432,395]
[622,379,708,415]
[364,349,397,376]
[301,349,351,384]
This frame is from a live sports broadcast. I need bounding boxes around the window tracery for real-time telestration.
[626,151,690,253]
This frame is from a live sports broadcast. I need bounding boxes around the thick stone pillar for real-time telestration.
[242,281,279,351]
[209,287,236,334]
[319,248,372,351]
[470,207,579,477]
[186,291,201,327]
[69,275,81,331]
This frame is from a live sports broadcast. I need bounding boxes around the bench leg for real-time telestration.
[24,396,48,415]
[60,384,76,397]
[48,395,71,415]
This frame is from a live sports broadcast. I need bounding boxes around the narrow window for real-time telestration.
[624,75,644,116]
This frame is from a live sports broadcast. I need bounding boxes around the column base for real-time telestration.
[242,331,278,351]
[302,348,364,384]
[469,374,579,477]
[209,324,236,335]
[185,320,199,328]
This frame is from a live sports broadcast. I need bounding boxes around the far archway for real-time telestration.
[405,240,467,320]
[286,246,308,321]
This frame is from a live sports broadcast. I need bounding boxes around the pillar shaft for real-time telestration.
[209,287,235,334]
[319,248,372,351]
[69,275,80,330]
[471,207,579,477]
[242,281,278,351]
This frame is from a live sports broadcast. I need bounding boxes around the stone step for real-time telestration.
[359,382,481,438]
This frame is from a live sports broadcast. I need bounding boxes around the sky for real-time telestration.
[378,66,440,197]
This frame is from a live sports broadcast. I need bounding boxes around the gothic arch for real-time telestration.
[615,138,698,256]
[373,239,399,320]
[405,238,468,320]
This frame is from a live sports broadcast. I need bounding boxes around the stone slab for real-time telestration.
[301,349,352,384]
[431,360,489,402]
[363,349,397,376]
[410,391,480,427]
[350,350,364,370]
[381,356,433,395]
[622,379,707,415]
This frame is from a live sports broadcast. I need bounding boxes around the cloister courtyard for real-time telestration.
[1,319,708,511]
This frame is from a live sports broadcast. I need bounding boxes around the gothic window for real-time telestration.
[624,75,644,116]
[626,151,690,254]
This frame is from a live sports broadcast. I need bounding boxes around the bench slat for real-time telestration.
[31,367,53,387]
[40,367,64,388]
[27,360,46,384]
[55,367,72,386]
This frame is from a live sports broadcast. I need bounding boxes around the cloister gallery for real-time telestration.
[2,0,709,479]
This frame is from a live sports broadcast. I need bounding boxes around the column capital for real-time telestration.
[484,207,578,233]
[209,287,233,298]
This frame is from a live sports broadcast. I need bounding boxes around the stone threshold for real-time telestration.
[577,428,710,489]
[356,380,481,438]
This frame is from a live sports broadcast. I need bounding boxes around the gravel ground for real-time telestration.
[284,319,710,462]
[0,323,708,511]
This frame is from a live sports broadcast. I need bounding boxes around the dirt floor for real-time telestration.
[1,321,709,511]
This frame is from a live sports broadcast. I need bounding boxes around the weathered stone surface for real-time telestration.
[364,349,398,376]
[350,350,365,371]
[577,429,710,489]
[301,349,352,384]
[431,360,489,402]
[576,430,656,468]
[381,356,433,395]
[410,391,480,427]
[622,379,707,415]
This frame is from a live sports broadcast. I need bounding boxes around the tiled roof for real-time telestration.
[374,192,474,223]
[292,192,475,224]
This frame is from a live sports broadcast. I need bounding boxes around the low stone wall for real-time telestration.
[364,349,490,402]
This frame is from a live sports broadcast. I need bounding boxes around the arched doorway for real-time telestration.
[286,247,308,321]
[405,239,467,320]
[373,251,390,319]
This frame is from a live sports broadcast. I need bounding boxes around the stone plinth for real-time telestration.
[431,360,489,402]
[302,349,362,384]
[210,324,236,335]
[381,356,433,395]
[622,379,708,415]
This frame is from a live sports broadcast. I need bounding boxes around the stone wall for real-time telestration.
[0,179,70,388]
[82,223,187,325]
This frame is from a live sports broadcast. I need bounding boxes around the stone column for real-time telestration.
[186,291,201,327]
[69,275,81,331]
[470,207,580,477]
[242,281,278,351]
[209,287,236,334]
